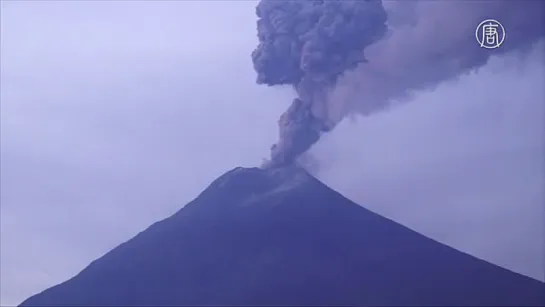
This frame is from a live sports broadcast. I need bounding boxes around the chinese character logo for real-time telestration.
[475,19,506,49]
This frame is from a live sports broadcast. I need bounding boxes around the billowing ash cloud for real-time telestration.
[253,0,545,168]
[252,0,388,167]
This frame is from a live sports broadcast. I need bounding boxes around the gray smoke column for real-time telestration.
[252,0,545,168]
[252,0,388,168]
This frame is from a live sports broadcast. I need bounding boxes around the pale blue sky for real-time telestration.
[1,1,544,305]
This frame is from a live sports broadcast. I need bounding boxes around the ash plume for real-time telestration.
[252,0,545,168]
[252,0,388,167]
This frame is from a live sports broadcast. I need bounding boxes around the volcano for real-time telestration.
[20,166,545,306]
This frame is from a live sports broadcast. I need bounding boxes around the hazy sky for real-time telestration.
[1,1,544,305]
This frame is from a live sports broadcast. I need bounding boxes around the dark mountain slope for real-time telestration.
[21,166,545,306]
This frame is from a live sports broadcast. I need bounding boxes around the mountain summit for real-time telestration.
[20,166,545,306]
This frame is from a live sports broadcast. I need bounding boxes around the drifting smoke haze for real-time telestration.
[338,0,545,115]
[253,0,545,167]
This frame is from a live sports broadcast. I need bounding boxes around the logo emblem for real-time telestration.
[476,19,506,49]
